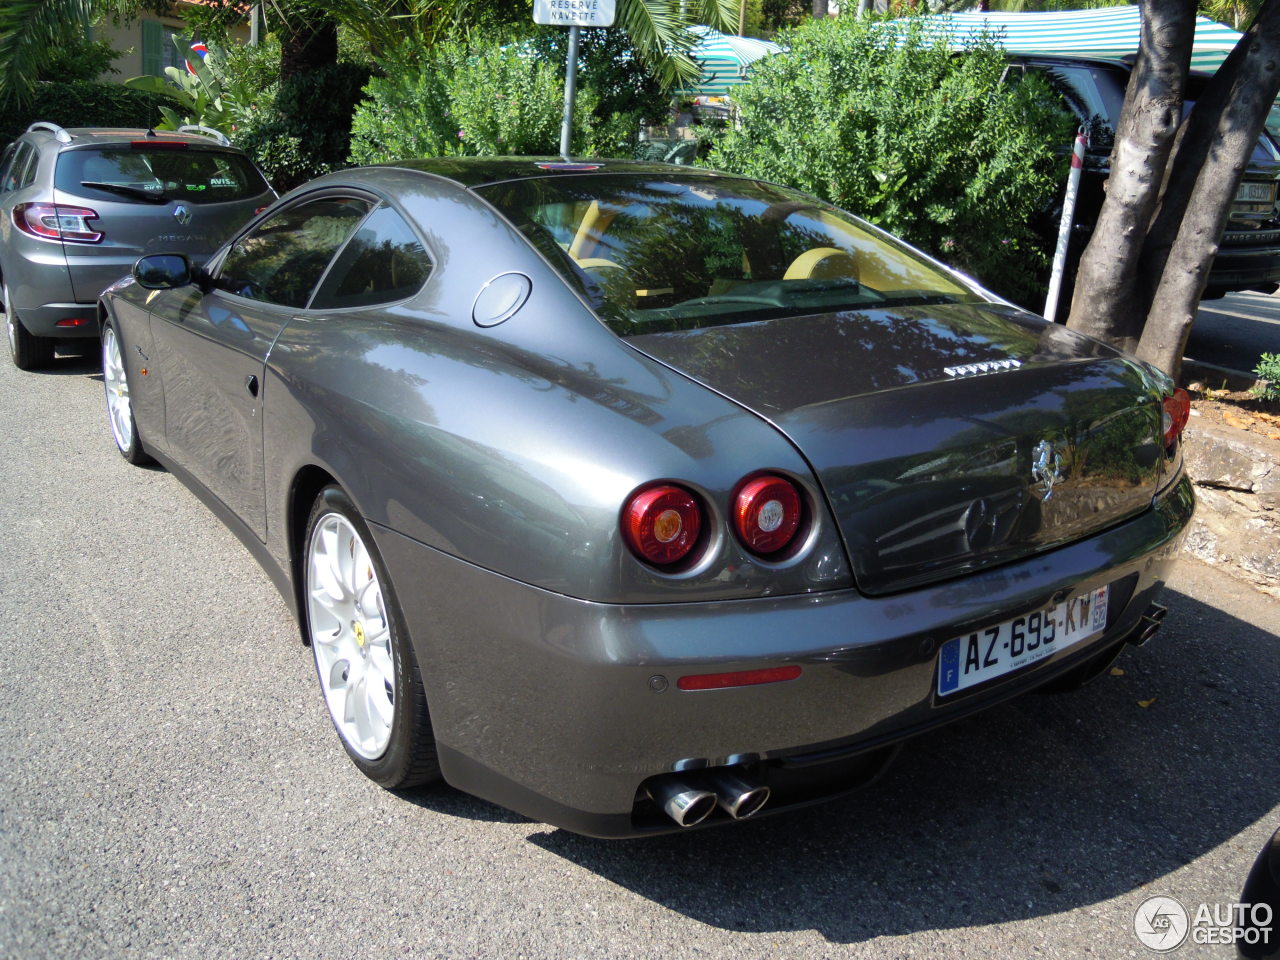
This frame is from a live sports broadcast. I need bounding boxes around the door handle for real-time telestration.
[244,374,259,397]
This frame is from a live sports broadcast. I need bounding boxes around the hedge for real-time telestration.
[1,81,172,148]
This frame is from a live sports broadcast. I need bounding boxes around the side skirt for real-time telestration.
[147,447,299,622]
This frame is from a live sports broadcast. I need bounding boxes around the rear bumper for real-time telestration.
[3,239,96,338]
[371,475,1194,837]
[17,301,100,338]
[1206,243,1280,294]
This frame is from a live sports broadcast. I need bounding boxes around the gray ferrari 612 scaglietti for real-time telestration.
[97,157,1194,837]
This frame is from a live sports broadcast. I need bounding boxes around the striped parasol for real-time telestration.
[681,26,782,97]
[898,7,1242,74]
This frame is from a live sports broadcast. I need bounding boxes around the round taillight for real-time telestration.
[1162,388,1191,448]
[622,484,703,566]
[733,474,802,556]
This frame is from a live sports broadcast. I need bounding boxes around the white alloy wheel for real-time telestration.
[102,326,133,452]
[307,511,395,760]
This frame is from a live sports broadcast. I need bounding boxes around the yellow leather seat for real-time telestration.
[784,247,859,282]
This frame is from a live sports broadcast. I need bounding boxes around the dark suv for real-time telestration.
[1009,56,1280,310]
[0,122,274,369]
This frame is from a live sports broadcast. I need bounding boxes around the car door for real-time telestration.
[150,193,375,538]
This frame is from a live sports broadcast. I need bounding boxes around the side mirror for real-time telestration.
[134,254,193,290]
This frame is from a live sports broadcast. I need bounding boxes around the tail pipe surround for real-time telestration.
[647,767,771,827]
[1130,602,1169,647]
[647,779,717,828]
[704,768,771,820]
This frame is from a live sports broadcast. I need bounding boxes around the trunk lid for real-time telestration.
[628,303,1165,595]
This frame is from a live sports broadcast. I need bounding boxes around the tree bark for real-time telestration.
[1064,0,1196,352]
[1137,0,1280,375]
[279,12,338,82]
[1139,9,1258,293]
[812,0,829,18]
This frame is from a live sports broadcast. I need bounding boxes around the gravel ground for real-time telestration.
[1,345,1276,960]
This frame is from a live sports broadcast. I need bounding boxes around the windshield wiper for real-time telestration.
[80,181,167,203]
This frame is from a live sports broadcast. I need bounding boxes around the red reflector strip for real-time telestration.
[677,665,802,691]
[131,140,187,149]
[55,318,91,328]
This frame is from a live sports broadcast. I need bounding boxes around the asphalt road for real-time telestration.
[1186,291,1280,376]
[1,345,1277,960]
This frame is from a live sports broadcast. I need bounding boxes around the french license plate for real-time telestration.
[937,586,1109,696]
[1236,181,1277,204]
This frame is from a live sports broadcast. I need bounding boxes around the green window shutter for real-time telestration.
[141,20,164,76]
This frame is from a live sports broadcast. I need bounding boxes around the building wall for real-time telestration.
[93,4,251,82]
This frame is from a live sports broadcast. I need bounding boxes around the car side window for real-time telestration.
[0,143,17,193]
[309,204,433,309]
[218,196,373,308]
[16,144,39,189]
[1009,64,1116,152]
[1046,65,1125,128]
[1,143,33,193]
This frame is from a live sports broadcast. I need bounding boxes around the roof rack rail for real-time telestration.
[177,124,231,146]
[26,121,72,144]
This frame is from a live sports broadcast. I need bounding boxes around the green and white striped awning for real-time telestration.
[683,26,782,97]
[901,7,1243,74]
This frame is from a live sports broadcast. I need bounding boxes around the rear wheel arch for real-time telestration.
[4,274,53,371]
[288,465,339,642]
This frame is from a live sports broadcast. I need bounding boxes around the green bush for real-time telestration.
[1253,352,1280,401]
[236,61,373,191]
[37,33,121,85]
[217,35,282,97]
[0,81,170,149]
[703,17,1076,305]
[349,36,663,166]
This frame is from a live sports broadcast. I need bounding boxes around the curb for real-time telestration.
[1182,357,1272,394]
[1181,418,1280,599]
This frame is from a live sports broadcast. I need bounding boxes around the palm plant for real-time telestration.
[0,0,94,105]
[123,38,259,135]
[1,0,740,106]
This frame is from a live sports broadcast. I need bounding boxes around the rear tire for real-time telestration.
[4,282,54,371]
[303,485,441,788]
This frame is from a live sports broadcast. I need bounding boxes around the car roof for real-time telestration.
[1007,53,1134,71]
[23,125,241,151]
[380,156,735,189]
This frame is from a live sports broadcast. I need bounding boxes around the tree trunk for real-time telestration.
[1139,8,1258,294]
[1064,0,1196,352]
[812,0,829,18]
[279,12,338,82]
[1137,0,1280,375]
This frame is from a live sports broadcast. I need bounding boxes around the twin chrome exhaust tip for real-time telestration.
[1129,602,1168,647]
[647,768,771,828]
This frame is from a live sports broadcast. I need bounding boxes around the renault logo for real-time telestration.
[1031,439,1065,501]
[173,204,192,225]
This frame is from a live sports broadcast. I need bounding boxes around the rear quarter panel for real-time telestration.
[260,173,852,603]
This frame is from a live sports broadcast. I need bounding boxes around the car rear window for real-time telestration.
[55,145,270,205]
[479,174,979,337]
